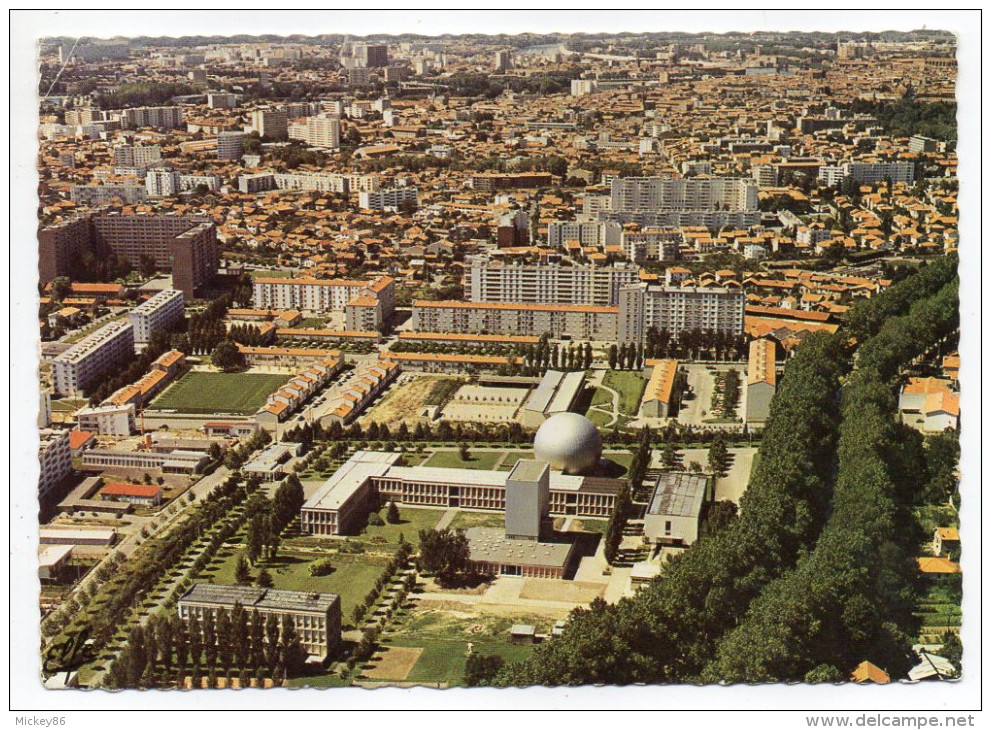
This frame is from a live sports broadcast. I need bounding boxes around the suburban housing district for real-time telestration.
[35,28,961,690]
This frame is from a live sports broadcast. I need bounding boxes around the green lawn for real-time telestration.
[150,372,289,414]
[356,507,448,545]
[378,637,536,686]
[203,548,384,621]
[496,451,535,471]
[422,450,503,470]
[447,511,505,531]
[585,409,613,428]
[600,451,633,477]
[602,370,646,415]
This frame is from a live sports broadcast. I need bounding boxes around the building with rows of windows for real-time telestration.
[178,584,341,661]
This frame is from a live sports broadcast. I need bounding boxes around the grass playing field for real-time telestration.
[150,372,289,414]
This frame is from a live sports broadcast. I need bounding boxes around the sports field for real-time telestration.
[149,372,289,414]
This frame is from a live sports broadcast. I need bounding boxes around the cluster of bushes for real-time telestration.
[223,429,272,470]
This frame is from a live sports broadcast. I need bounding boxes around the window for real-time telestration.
[665,520,672,535]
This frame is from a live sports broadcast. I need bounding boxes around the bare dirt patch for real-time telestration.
[364,646,424,681]
[518,580,605,603]
[360,375,446,427]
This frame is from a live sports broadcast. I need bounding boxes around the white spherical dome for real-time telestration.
[533,412,603,475]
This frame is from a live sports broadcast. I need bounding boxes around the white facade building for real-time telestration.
[39,428,72,502]
[52,321,135,397]
[465,255,640,307]
[618,284,745,343]
[129,289,185,343]
[75,403,137,436]
[358,187,418,211]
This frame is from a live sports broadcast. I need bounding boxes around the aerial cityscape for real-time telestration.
[33,26,962,691]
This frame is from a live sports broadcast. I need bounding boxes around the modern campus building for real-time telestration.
[617,284,745,343]
[52,320,135,397]
[38,428,72,502]
[522,370,587,428]
[252,276,395,323]
[178,584,342,661]
[358,187,418,211]
[464,255,640,307]
[39,211,218,297]
[643,471,712,546]
[744,338,777,423]
[129,288,185,343]
[300,449,623,537]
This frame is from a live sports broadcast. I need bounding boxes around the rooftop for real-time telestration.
[179,583,340,614]
[647,472,709,519]
[465,527,574,570]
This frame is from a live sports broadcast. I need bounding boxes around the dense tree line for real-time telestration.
[701,277,959,682]
[842,255,957,345]
[104,605,306,689]
[495,332,847,685]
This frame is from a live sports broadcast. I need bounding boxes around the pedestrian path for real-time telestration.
[434,508,458,530]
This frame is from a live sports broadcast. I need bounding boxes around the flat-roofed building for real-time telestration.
[81,447,209,474]
[243,442,303,481]
[643,472,711,546]
[358,187,418,211]
[618,284,745,343]
[178,583,341,661]
[52,320,135,397]
[39,212,218,298]
[505,460,550,541]
[301,451,403,535]
[39,544,74,582]
[252,276,395,321]
[744,338,777,423]
[522,370,587,428]
[300,451,622,536]
[40,526,117,547]
[288,116,340,149]
[641,359,681,418]
[74,403,136,436]
[465,527,575,580]
[412,300,619,341]
[465,255,639,307]
[130,289,184,343]
[39,428,72,502]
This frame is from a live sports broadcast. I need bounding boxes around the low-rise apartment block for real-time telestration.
[358,186,418,211]
[252,276,395,324]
